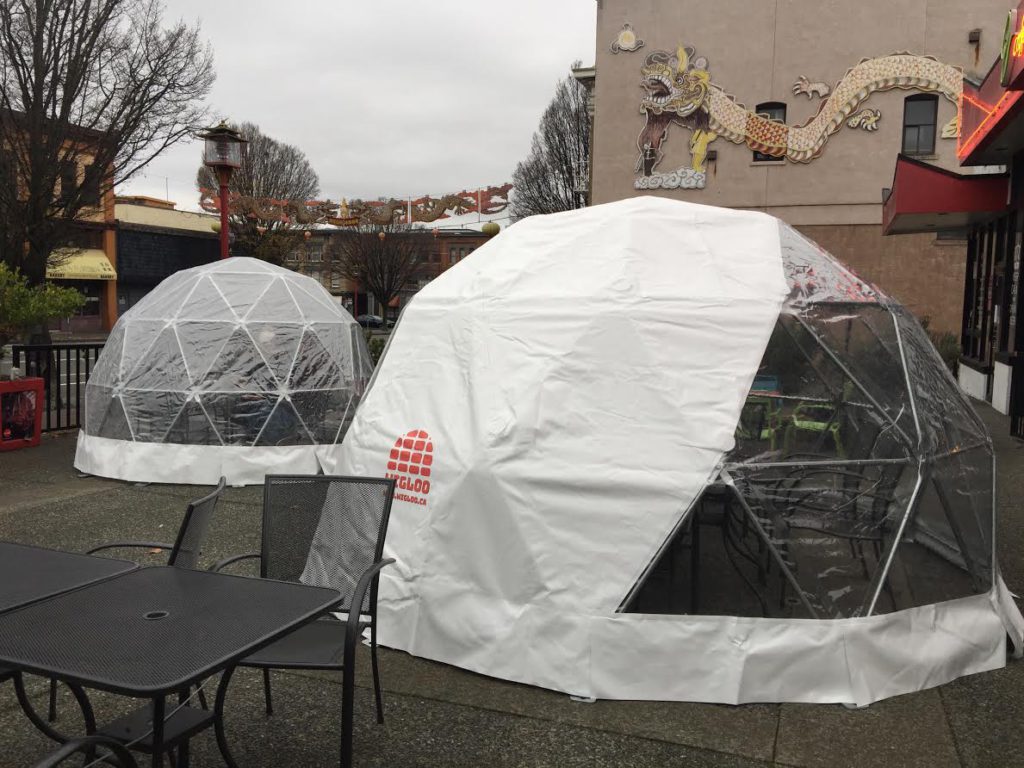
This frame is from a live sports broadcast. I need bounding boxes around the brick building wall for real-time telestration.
[795,225,966,333]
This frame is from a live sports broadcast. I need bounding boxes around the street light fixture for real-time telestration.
[199,121,246,260]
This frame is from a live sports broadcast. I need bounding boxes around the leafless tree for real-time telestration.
[329,224,432,324]
[0,0,215,285]
[196,121,320,265]
[511,64,590,220]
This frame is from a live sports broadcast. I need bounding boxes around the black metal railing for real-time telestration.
[12,343,105,432]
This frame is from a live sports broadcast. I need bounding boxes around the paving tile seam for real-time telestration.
[273,669,776,766]
[937,687,967,767]
[769,701,782,764]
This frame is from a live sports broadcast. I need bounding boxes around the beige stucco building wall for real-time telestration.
[590,0,1008,331]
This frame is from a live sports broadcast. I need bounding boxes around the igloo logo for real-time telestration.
[385,429,433,506]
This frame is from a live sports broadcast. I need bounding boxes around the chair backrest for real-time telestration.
[262,475,395,612]
[168,476,227,569]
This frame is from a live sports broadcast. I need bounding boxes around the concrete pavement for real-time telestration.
[1,403,1023,767]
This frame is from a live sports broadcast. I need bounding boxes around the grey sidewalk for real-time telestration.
[1,402,1022,767]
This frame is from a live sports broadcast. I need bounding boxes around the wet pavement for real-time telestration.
[1,401,1023,767]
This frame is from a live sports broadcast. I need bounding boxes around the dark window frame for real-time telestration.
[902,94,938,156]
[58,161,78,204]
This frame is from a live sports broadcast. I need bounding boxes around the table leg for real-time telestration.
[13,672,96,744]
[151,696,165,768]
[214,665,240,768]
[177,688,191,768]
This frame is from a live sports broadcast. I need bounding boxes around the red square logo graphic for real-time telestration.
[387,429,435,500]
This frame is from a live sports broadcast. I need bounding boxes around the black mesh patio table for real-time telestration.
[0,566,341,768]
[0,541,139,745]
[0,540,137,613]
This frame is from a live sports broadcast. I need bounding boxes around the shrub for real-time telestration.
[0,263,85,356]
[368,335,387,366]
[917,315,959,376]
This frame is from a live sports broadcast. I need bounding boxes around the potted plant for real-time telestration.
[0,263,84,449]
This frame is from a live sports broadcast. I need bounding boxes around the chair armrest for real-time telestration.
[210,552,261,573]
[33,734,138,768]
[344,558,396,650]
[86,541,174,556]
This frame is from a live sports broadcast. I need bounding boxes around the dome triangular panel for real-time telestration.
[178,276,235,322]
[176,321,237,386]
[202,327,278,393]
[289,329,344,390]
[247,278,301,322]
[209,272,276,321]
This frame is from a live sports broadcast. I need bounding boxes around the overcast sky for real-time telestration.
[120,0,597,212]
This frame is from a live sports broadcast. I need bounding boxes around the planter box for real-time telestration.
[0,377,44,451]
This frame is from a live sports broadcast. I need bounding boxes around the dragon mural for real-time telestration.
[636,46,963,190]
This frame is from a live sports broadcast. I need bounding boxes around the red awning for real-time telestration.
[882,154,1007,235]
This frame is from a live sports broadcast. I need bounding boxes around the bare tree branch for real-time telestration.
[511,63,590,220]
[0,0,215,284]
[328,223,431,324]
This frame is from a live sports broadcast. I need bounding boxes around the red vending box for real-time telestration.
[0,377,44,451]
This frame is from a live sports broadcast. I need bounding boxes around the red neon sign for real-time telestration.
[958,90,1022,160]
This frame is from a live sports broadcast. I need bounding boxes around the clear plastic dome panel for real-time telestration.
[892,307,989,454]
[779,224,880,306]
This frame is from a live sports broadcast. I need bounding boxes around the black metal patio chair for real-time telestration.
[86,476,227,569]
[44,477,227,722]
[212,475,396,768]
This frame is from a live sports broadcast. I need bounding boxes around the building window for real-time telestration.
[902,95,937,156]
[62,228,104,250]
[307,241,323,262]
[0,150,16,199]
[449,245,476,265]
[81,164,101,207]
[752,102,786,162]
[58,161,77,203]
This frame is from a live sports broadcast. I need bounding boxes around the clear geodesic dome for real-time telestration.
[76,257,373,485]
[627,224,997,622]
[329,197,1023,706]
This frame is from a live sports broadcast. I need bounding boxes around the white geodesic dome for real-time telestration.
[76,257,372,485]
[323,196,1024,706]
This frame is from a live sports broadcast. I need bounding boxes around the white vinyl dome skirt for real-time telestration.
[76,257,373,485]
[323,197,1024,705]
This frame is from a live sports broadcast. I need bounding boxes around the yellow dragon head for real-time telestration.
[639,45,710,118]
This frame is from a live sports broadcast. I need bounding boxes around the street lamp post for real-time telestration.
[199,122,246,260]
